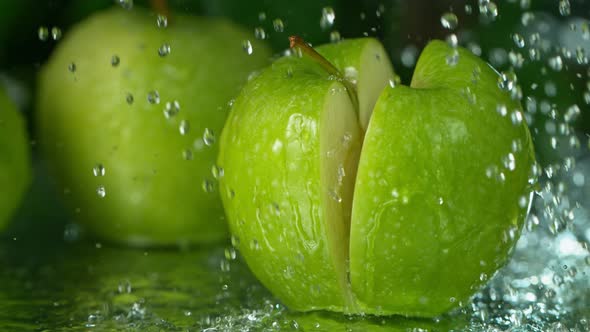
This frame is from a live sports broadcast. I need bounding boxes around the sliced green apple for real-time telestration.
[218,39,535,316]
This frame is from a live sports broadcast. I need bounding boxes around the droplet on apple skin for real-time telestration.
[147,90,160,104]
[93,164,106,177]
[96,186,106,198]
[158,43,171,57]
[111,55,120,67]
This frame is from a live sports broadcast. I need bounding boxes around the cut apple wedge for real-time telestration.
[218,38,535,317]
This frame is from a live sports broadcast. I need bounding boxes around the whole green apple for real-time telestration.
[0,87,31,231]
[37,7,271,246]
[217,38,535,316]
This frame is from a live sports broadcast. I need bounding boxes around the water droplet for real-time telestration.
[93,164,105,177]
[548,55,563,71]
[521,12,535,26]
[446,49,459,66]
[163,100,181,118]
[116,0,133,10]
[401,45,418,67]
[511,110,524,125]
[147,90,160,104]
[511,139,523,152]
[330,31,341,43]
[203,128,216,146]
[51,27,62,41]
[126,93,134,105]
[502,153,516,171]
[250,239,260,250]
[446,34,459,48]
[111,55,120,67]
[258,12,267,21]
[508,51,525,68]
[68,62,76,73]
[179,120,190,135]
[558,0,571,16]
[497,71,516,91]
[224,247,237,260]
[273,18,284,32]
[479,273,488,281]
[38,26,49,41]
[202,179,215,193]
[158,44,171,57]
[479,1,498,21]
[564,104,580,123]
[211,165,224,179]
[518,195,528,208]
[96,186,106,198]
[242,40,253,55]
[329,190,342,203]
[156,14,168,28]
[512,33,525,48]
[440,12,458,30]
[320,7,336,29]
[254,27,266,40]
[182,149,193,161]
[63,223,80,242]
[576,47,588,65]
[496,104,508,117]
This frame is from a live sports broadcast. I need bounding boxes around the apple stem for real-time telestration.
[151,0,172,23]
[289,36,359,112]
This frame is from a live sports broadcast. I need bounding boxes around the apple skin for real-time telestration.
[218,38,535,317]
[37,7,271,246]
[0,87,31,231]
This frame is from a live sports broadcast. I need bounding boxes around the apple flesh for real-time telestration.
[0,87,31,231]
[37,7,271,246]
[218,38,535,316]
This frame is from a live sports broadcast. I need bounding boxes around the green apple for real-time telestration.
[218,38,535,316]
[37,7,271,246]
[0,86,31,231]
